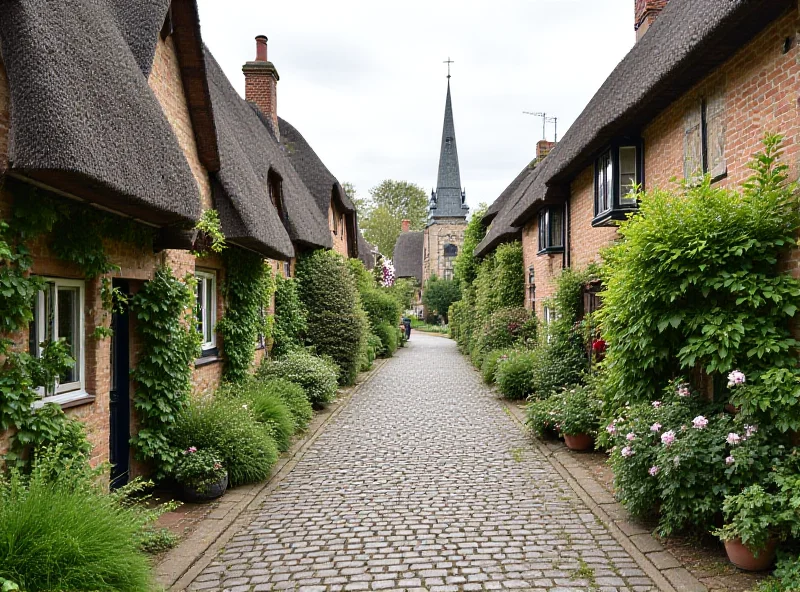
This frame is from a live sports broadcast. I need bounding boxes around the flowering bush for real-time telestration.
[481,349,514,385]
[476,308,537,357]
[559,383,603,437]
[378,258,395,288]
[526,392,566,437]
[173,448,226,491]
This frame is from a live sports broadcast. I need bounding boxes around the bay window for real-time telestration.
[593,140,643,226]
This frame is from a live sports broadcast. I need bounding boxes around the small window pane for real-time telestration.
[196,280,205,338]
[549,208,564,248]
[538,210,547,251]
[619,146,637,205]
[58,287,79,384]
[596,151,612,215]
[204,278,213,344]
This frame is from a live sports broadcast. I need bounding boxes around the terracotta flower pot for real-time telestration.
[181,472,228,503]
[724,537,777,571]
[563,433,594,451]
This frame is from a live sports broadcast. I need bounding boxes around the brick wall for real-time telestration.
[330,200,349,257]
[148,35,213,211]
[569,167,618,269]
[644,9,800,191]
[521,219,562,319]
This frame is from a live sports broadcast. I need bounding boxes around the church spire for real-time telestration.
[429,68,468,223]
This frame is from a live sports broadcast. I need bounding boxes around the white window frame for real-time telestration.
[30,278,86,404]
[195,270,217,352]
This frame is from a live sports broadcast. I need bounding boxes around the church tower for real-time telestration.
[423,68,469,284]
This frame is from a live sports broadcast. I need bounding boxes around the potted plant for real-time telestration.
[174,447,228,503]
[713,484,782,571]
[559,384,602,451]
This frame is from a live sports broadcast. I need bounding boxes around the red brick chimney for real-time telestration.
[243,35,280,139]
[635,0,668,42]
[536,140,556,162]
[401,219,410,233]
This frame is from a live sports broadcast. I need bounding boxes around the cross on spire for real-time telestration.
[443,57,454,79]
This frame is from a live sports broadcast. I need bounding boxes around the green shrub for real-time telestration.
[493,241,525,309]
[296,250,367,385]
[530,331,587,399]
[169,397,278,486]
[481,349,513,385]
[477,307,537,355]
[525,391,566,438]
[559,382,603,437]
[0,450,154,592]
[259,349,339,406]
[255,378,313,432]
[361,288,401,330]
[373,322,398,357]
[272,275,308,357]
[422,275,461,322]
[495,350,536,400]
[598,135,800,417]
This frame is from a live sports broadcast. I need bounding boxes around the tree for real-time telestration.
[422,275,461,323]
[342,182,370,221]
[453,203,488,285]
[358,180,428,258]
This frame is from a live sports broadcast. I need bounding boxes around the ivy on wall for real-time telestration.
[218,247,275,383]
[129,267,200,475]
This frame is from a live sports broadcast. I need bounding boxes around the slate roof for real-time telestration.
[480,0,794,255]
[393,231,424,282]
[429,80,468,221]
[278,117,358,256]
[0,0,201,225]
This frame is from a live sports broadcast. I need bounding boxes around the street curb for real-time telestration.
[157,357,390,591]
[499,397,708,592]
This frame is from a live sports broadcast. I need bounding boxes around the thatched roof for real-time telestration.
[484,0,794,252]
[278,117,357,256]
[0,0,202,225]
[205,51,334,258]
[357,231,377,270]
[393,231,424,282]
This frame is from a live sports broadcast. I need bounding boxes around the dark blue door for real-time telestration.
[109,280,130,489]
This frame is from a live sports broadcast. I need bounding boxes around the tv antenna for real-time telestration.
[523,111,558,142]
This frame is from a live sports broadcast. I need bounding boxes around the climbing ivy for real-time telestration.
[272,274,308,357]
[191,209,226,257]
[130,267,200,475]
[218,248,275,383]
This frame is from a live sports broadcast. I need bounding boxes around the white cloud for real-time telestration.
[197,0,635,211]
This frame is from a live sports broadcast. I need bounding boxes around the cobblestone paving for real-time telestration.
[189,333,657,592]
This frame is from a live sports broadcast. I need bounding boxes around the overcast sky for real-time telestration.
[197,1,635,214]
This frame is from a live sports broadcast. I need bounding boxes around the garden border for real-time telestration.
[500,397,708,592]
[156,357,391,591]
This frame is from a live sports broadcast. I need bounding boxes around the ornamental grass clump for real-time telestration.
[0,449,156,592]
[258,377,314,432]
[169,397,278,487]
[258,349,339,406]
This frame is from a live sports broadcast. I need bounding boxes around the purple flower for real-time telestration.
[626,432,636,442]
[649,466,660,477]
[650,422,662,433]
[726,455,735,465]
[652,401,662,408]
[606,423,617,435]
[727,370,746,388]
[692,416,709,429]
[661,430,676,446]
[621,446,634,458]
[726,433,741,446]
[676,383,691,397]
[186,446,197,454]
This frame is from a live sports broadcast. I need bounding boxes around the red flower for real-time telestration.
[591,339,607,354]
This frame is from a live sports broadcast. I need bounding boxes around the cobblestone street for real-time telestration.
[189,333,657,592]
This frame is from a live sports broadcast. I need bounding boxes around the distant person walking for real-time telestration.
[402,316,411,340]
